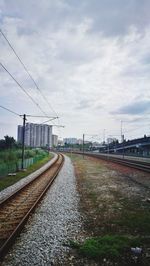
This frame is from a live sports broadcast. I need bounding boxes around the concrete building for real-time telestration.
[48,125,52,147]
[107,137,117,144]
[24,123,31,146]
[52,134,58,147]
[17,123,53,148]
[63,138,78,145]
[17,125,23,144]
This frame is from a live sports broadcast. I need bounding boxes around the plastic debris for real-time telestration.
[131,247,142,255]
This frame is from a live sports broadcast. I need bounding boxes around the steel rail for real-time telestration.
[73,152,150,173]
[108,157,150,173]
[0,153,64,260]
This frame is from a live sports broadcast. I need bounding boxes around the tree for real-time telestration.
[0,139,6,149]
[4,135,16,149]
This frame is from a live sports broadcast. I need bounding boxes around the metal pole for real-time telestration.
[103,129,105,144]
[122,134,125,159]
[82,134,85,158]
[21,114,26,169]
[107,139,109,160]
[121,121,125,158]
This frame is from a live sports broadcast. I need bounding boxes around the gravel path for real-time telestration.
[2,155,82,266]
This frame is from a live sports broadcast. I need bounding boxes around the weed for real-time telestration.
[71,235,142,260]
[115,209,150,235]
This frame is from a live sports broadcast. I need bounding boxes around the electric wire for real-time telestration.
[25,115,58,118]
[0,104,21,117]
[0,62,48,116]
[0,28,58,119]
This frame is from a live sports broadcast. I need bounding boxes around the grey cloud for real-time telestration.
[76,99,92,110]
[65,0,150,37]
[121,66,149,78]
[2,0,150,37]
[76,99,103,111]
[113,100,150,115]
[141,54,150,65]
[58,43,96,64]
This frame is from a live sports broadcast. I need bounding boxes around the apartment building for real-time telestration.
[17,123,52,148]
[52,134,58,147]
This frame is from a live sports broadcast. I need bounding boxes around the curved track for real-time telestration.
[0,153,64,260]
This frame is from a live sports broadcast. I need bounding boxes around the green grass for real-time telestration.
[0,153,53,191]
[0,148,50,177]
[70,235,142,260]
[115,209,150,235]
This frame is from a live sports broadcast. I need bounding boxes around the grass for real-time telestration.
[114,208,150,235]
[70,235,143,260]
[0,153,53,191]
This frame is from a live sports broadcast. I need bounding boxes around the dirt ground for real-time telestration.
[66,154,150,266]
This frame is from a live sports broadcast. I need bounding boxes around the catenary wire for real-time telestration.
[0,104,21,117]
[0,28,58,119]
[0,62,48,117]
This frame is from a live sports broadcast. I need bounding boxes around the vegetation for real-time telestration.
[70,235,142,260]
[0,153,53,191]
[0,135,54,189]
[0,135,16,149]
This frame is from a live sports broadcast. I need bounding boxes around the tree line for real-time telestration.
[0,135,18,150]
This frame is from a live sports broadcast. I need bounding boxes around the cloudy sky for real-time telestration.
[0,0,150,142]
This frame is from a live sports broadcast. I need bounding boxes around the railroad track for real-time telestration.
[105,156,150,173]
[0,153,64,260]
[107,158,150,173]
[75,152,150,173]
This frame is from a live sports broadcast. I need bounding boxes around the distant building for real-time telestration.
[17,123,52,148]
[52,134,58,147]
[77,139,83,145]
[63,138,78,145]
[107,137,117,144]
[17,125,23,144]
[58,139,63,146]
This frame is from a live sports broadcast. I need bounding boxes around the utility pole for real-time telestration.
[121,121,125,158]
[121,121,123,142]
[82,134,85,158]
[107,138,110,160]
[21,114,26,169]
[103,129,105,144]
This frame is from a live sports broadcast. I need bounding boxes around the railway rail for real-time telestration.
[0,153,64,260]
[75,152,150,173]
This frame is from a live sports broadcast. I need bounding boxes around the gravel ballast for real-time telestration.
[2,155,82,266]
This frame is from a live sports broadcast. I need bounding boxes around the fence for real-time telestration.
[0,153,48,178]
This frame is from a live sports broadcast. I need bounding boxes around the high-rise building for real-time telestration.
[17,123,53,148]
[17,125,23,144]
[52,134,58,147]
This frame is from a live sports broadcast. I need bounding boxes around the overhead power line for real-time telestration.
[0,28,58,118]
[0,62,48,116]
[24,115,58,118]
[0,104,21,117]
[0,104,58,123]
